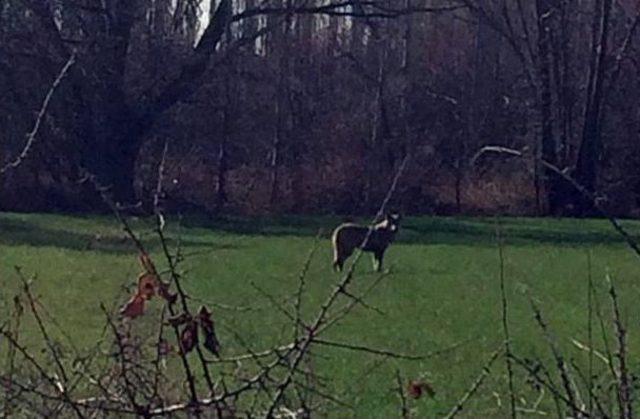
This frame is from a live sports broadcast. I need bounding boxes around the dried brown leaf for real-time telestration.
[138,273,158,300]
[120,294,146,319]
[158,280,177,304]
[197,306,220,356]
[407,380,435,399]
[180,321,198,354]
[139,252,157,274]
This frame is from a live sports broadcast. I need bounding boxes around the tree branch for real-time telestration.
[144,0,232,120]
[1,53,75,175]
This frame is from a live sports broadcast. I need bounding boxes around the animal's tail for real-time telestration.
[332,260,341,272]
[331,228,342,272]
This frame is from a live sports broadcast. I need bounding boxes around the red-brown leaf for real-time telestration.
[407,380,435,399]
[197,306,220,356]
[139,252,157,274]
[137,273,158,300]
[120,293,146,319]
[157,280,177,304]
[180,321,198,354]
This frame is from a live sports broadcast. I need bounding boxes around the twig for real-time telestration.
[14,268,69,385]
[146,352,294,416]
[0,326,85,418]
[153,176,215,412]
[529,295,580,417]
[444,347,503,419]
[396,369,410,419]
[313,338,457,361]
[511,355,591,418]
[591,274,619,404]
[587,251,595,415]
[100,304,145,416]
[151,306,167,403]
[293,234,322,338]
[319,270,390,333]
[0,53,76,174]
[251,281,300,326]
[3,294,24,417]
[473,146,640,260]
[207,343,298,364]
[570,358,609,418]
[571,339,610,366]
[607,275,632,419]
[496,222,517,419]
[265,155,410,417]
[88,174,202,408]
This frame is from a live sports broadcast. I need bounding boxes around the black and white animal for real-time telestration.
[331,213,402,272]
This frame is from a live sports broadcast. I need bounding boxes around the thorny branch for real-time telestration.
[444,347,503,419]
[264,155,411,417]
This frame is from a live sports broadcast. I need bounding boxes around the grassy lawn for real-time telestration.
[1,212,640,417]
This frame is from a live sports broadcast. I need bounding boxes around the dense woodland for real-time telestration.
[1,0,639,216]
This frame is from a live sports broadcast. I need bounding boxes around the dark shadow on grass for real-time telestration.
[3,213,639,251]
[183,214,640,248]
[0,217,243,254]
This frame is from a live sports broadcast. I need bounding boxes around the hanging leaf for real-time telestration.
[407,380,436,399]
[138,273,158,300]
[180,321,198,354]
[120,294,146,319]
[157,280,177,304]
[139,252,158,275]
[197,306,220,356]
[203,330,220,356]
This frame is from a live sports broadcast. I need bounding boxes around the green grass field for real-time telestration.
[2,212,640,417]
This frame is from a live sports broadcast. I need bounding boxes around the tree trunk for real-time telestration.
[270,106,281,207]
[574,0,613,215]
[216,108,229,210]
[365,40,387,212]
[25,0,233,208]
[269,1,292,209]
[535,0,564,214]
[92,124,144,206]
[80,0,142,205]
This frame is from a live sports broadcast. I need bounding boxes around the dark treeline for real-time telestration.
[1,0,639,216]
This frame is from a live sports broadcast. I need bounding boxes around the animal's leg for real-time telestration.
[335,248,354,272]
[332,238,342,272]
[373,250,385,272]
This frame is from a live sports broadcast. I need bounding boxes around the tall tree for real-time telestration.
[535,0,564,214]
[574,0,613,214]
[22,0,232,205]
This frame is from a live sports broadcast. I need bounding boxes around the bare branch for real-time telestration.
[265,155,411,417]
[395,369,410,419]
[1,53,75,175]
[444,347,503,419]
[313,338,462,361]
[233,1,467,21]
[473,145,640,260]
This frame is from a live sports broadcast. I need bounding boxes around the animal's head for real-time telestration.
[384,212,402,232]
